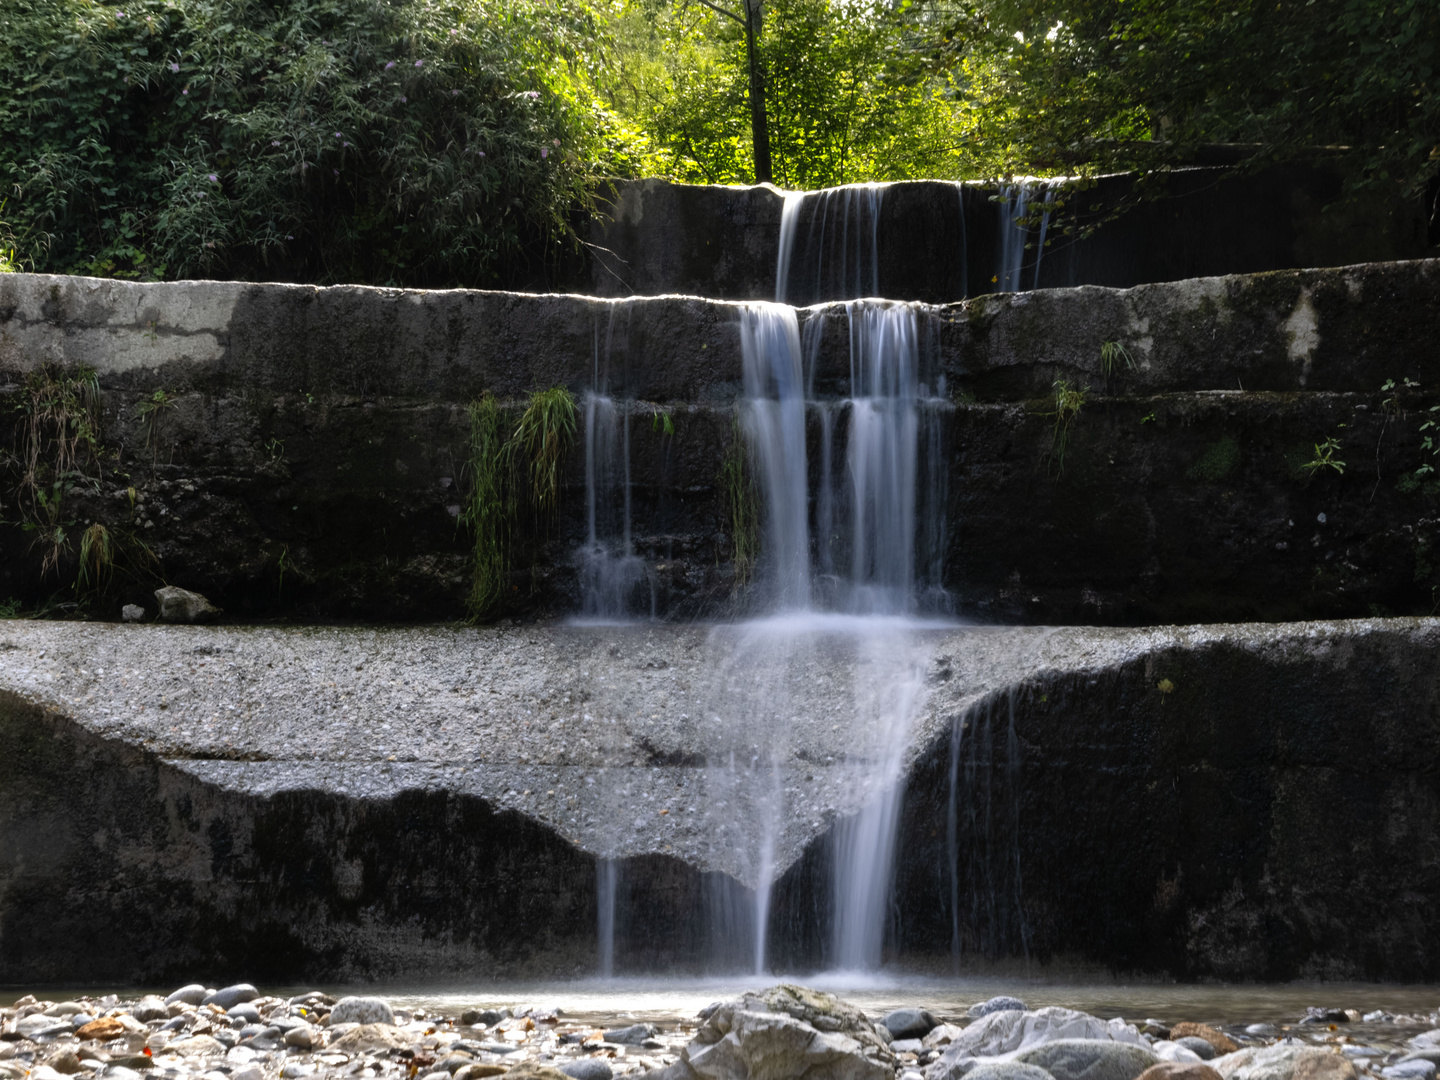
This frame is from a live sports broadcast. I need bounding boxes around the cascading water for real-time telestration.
[997,181,1057,292]
[776,184,884,304]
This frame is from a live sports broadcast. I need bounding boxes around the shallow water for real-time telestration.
[15,976,1435,1030]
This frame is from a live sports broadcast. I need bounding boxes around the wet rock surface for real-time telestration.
[3,617,1440,980]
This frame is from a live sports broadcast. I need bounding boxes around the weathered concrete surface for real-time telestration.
[2,618,1440,981]
[590,168,1429,303]
[3,264,1440,623]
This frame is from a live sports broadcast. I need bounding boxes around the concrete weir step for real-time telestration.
[3,262,1440,623]
[2,617,1438,982]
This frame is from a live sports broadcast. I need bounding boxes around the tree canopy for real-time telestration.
[1,0,1434,287]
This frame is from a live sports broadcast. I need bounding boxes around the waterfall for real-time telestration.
[997,181,1057,292]
[776,184,883,304]
[596,856,618,978]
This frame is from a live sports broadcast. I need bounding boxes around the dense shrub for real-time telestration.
[0,0,638,287]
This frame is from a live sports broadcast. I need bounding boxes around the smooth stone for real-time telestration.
[1401,1055,1440,1068]
[229,1067,265,1080]
[164,987,206,1008]
[682,1007,891,1080]
[1246,1028,1279,1039]
[893,1040,926,1054]
[280,1066,315,1079]
[1137,1065,1224,1080]
[28,1068,70,1080]
[887,1011,941,1041]
[1212,1046,1358,1080]
[164,1037,225,1056]
[1152,1043,1206,1065]
[104,1069,143,1080]
[558,1062,614,1080]
[602,1024,657,1045]
[154,586,219,624]
[32,1024,78,1040]
[459,1010,504,1028]
[1383,1065,1436,1080]
[329,998,394,1027]
[417,1072,450,1080]
[1015,1039,1161,1080]
[226,1005,260,1025]
[43,1005,86,1020]
[475,1043,521,1055]
[1300,1011,1349,1026]
[932,1009,1147,1064]
[453,1066,508,1080]
[235,1025,265,1040]
[282,1026,314,1051]
[435,1055,474,1074]
[17,1016,60,1035]
[1412,1037,1440,1053]
[1170,1027,1237,1056]
[951,1064,1056,1080]
[1178,1040,1218,1062]
[327,1024,406,1053]
[970,999,1031,1019]
[130,999,168,1024]
[43,1050,84,1076]
[202,986,257,1011]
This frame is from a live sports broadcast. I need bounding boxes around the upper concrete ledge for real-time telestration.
[2,259,1437,401]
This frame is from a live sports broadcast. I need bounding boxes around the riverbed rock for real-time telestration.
[955,1064,1057,1080]
[886,1011,940,1040]
[1381,1064,1435,1080]
[329,1023,406,1053]
[165,986,207,1007]
[283,1024,316,1050]
[131,996,169,1023]
[1170,1027,1237,1056]
[454,1067,507,1080]
[970,999,1031,1019]
[601,1024,657,1045]
[558,1062,614,1080]
[1176,1040,1218,1062]
[1015,1039,1160,1080]
[42,1002,85,1019]
[75,1018,126,1041]
[203,984,257,1010]
[931,1008,1145,1066]
[154,586,219,624]
[165,1035,226,1056]
[329,997,394,1026]
[503,1067,572,1080]
[42,1049,83,1075]
[1137,1063,1224,1080]
[1213,1045,1357,1080]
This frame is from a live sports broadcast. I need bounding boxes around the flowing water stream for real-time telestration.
[583,185,961,975]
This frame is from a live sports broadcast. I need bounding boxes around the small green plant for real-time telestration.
[1140,411,1156,424]
[1415,406,1440,478]
[10,365,103,512]
[1048,380,1087,476]
[264,437,286,462]
[512,387,577,523]
[137,389,176,458]
[75,522,113,595]
[652,406,676,436]
[1301,435,1347,478]
[462,393,513,621]
[720,413,759,585]
[0,598,20,618]
[25,480,71,578]
[1100,340,1135,381]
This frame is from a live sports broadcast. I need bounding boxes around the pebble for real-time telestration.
[1383,1064,1437,1080]
[1176,1038,1217,1061]
[329,997,394,1026]
[203,984,258,1010]
[165,985,207,1007]
[601,1023,657,1045]
[558,1062,613,1080]
[885,1009,939,1040]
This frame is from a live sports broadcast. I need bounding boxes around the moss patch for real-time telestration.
[1187,435,1241,483]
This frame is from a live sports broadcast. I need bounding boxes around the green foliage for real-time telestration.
[1047,378,1086,476]
[0,0,640,287]
[75,521,113,595]
[720,412,758,585]
[460,386,578,621]
[611,0,978,186]
[461,393,511,621]
[1416,405,1440,477]
[1100,340,1135,382]
[1187,435,1241,484]
[1301,435,1347,478]
[0,598,20,618]
[920,0,1440,206]
[513,387,578,521]
[5,364,103,515]
[138,388,176,458]
[651,405,675,436]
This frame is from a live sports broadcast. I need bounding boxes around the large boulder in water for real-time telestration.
[661,985,893,1080]
[1015,1039,1160,1080]
[929,1007,1145,1066]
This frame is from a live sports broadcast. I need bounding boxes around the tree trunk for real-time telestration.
[744,0,773,185]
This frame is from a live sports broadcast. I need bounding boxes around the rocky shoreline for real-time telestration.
[4,985,1440,1080]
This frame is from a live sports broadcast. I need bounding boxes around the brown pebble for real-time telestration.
[75,1019,126,1042]
[1170,1023,1239,1055]
[503,1066,572,1080]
